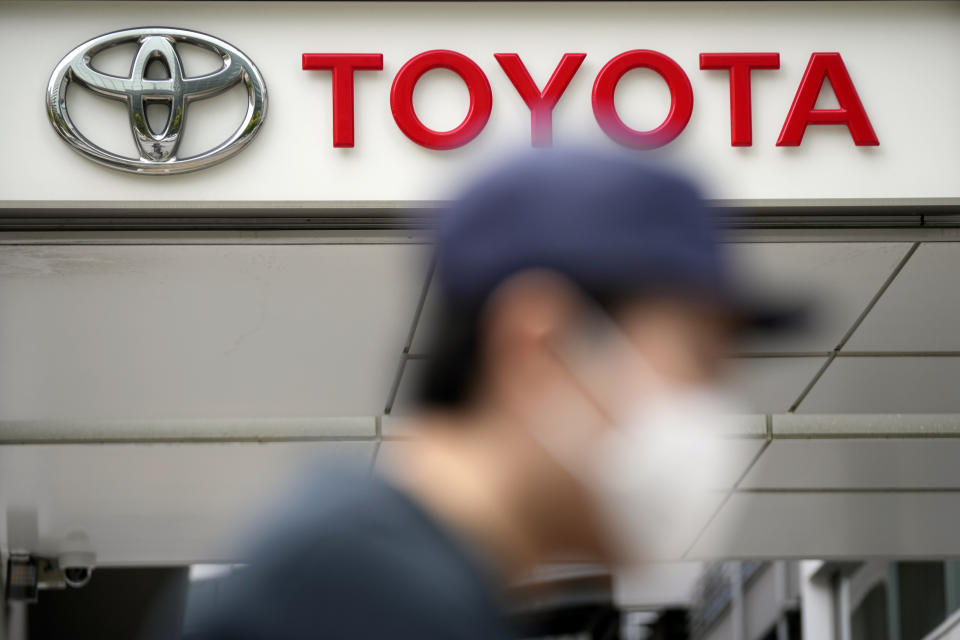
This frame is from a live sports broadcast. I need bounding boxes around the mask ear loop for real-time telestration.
[548,296,663,425]
[555,297,747,421]
[524,299,626,474]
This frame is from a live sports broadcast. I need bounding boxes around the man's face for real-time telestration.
[542,295,734,427]
[614,297,732,390]
[481,280,738,560]
[483,276,735,429]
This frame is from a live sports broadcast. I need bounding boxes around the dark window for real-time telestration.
[851,583,889,640]
[758,611,801,640]
[898,562,946,640]
[28,567,188,640]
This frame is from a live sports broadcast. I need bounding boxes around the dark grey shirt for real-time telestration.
[188,469,511,640]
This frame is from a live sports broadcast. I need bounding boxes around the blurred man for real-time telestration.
[188,150,792,640]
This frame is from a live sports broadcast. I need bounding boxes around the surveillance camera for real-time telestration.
[58,551,95,588]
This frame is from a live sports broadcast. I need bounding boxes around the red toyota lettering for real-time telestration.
[302,53,383,147]
[390,50,493,150]
[777,52,878,146]
[495,53,586,147]
[591,50,693,149]
[700,52,780,146]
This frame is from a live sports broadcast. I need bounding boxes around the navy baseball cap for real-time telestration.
[433,149,801,332]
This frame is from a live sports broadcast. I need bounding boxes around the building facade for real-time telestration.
[2,1,960,638]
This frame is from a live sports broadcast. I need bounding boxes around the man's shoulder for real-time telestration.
[191,469,509,640]
[254,468,475,581]
[261,470,486,598]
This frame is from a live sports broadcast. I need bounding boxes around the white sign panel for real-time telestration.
[0,1,958,207]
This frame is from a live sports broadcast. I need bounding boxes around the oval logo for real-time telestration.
[46,27,267,175]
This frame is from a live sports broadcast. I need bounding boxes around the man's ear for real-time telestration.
[476,270,582,411]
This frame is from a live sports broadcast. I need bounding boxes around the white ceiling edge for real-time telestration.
[1,197,958,211]
[0,416,376,443]
[5,414,960,444]
[4,230,960,247]
[0,230,433,245]
[772,413,960,437]
[383,414,768,439]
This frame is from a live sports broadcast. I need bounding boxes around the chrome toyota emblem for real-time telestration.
[46,27,267,174]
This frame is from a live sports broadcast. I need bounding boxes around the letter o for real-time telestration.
[592,50,693,149]
[390,50,493,150]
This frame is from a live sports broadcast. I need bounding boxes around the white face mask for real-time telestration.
[536,306,744,563]
[587,386,744,562]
